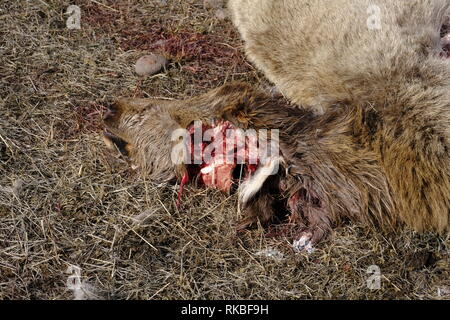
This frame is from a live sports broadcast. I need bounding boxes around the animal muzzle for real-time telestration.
[103,103,119,122]
[102,129,131,157]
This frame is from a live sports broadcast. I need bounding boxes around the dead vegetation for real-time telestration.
[0,0,448,300]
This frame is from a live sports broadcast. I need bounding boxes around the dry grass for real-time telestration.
[0,0,448,300]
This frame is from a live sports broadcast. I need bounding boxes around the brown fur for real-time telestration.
[103,0,450,245]
[104,81,449,243]
[229,0,450,112]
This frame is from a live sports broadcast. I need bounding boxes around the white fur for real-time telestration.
[293,235,315,254]
[239,156,281,204]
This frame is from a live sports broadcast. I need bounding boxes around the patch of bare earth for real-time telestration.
[0,0,448,299]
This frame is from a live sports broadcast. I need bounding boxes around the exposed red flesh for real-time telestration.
[288,193,300,214]
[200,163,235,192]
[177,172,190,208]
[177,120,261,203]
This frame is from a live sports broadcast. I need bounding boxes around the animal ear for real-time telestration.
[115,97,175,113]
[216,89,265,127]
[102,131,134,157]
[220,105,253,128]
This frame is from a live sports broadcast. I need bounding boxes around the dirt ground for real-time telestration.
[0,0,448,300]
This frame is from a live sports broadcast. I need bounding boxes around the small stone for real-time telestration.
[215,8,228,20]
[204,0,223,9]
[134,54,167,76]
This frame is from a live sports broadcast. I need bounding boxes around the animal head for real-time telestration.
[103,97,182,181]
[102,83,286,181]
